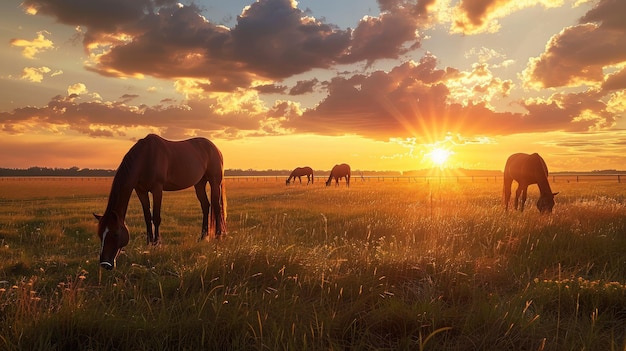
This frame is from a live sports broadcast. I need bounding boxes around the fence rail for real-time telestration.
[222,174,626,183]
[1,174,625,183]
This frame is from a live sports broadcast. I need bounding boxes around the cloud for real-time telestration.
[450,0,564,35]
[254,84,288,94]
[338,12,419,65]
[23,0,428,92]
[10,30,54,58]
[602,67,626,91]
[20,66,51,82]
[67,83,88,95]
[522,0,626,89]
[0,89,277,139]
[289,79,319,95]
[283,54,617,140]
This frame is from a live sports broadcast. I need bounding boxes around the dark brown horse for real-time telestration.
[325,163,351,187]
[286,166,314,185]
[93,134,226,270]
[503,153,558,213]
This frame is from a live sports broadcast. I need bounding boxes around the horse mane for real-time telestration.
[105,139,144,217]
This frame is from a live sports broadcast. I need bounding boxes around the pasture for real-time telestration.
[1,177,626,350]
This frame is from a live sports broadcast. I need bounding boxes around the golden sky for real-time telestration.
[1,0,625,172]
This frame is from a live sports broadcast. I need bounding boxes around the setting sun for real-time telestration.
[428,147,453,167]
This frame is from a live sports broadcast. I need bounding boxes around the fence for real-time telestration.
[1,174,625,183]
[223,174,626,183]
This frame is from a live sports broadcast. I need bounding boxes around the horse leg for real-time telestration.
[503,177,512,211]
[514,185,522,210]
[136,190,153,245]
[195,180,210,241]
[346,175,350,187]
[151,188,163,245]
[519,186,528,212]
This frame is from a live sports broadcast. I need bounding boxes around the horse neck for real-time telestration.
[105,156,138,219]
[536,176,553,196]
[535,157,553,196]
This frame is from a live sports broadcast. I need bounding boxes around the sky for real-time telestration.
[1,0,625,172]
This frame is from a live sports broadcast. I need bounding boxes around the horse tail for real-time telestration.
[220,179,227,234]
[209,177,227,237]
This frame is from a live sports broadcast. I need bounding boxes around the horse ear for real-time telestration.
[553,192,559,196]
[93,213,103,221]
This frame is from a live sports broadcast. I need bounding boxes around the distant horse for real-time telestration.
[325,163,351,187]
[93,134,226,270]
[503,153,558,213]
[286,166,314,185]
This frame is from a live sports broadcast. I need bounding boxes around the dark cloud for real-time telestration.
[254,84,288,94]
[338,12,419,65]
[119,94,140,103]
[24,0,427,91]
[22,0,169,33]
[579,0,626,30]
[229,0,351,78]
[602,67,626,91]
[451,0,510,34]
[289,78,319,95]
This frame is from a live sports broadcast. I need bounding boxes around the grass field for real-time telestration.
[1,177,626,350]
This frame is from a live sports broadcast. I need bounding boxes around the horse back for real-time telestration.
[504,153,548,185]
[137,134,222,191]
[332,163,351,177]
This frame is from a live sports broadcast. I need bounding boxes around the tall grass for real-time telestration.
[1,178,626,350]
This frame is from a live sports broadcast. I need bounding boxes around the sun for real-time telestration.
[428,147,453,167]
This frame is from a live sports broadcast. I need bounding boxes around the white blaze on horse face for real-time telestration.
[100,227,109,257]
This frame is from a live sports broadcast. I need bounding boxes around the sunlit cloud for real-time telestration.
[67,83,88,96]
[445,63,513,107]
[10,31,54,59]
[210,89,267,116]
[20,66,51,82]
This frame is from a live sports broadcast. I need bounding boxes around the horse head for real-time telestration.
[93,212,129,270]
[536,192,559,213]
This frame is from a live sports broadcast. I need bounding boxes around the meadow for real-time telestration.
[1,176,626,350]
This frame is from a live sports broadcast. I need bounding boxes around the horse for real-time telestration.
[286,166,314,185]
[93,134,226,270]
[503,153,558,213]
[325,163,351,187]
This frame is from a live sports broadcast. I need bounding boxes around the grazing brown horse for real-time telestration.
[503,153,558,213]
[93,134,226,270]
[325,163,351,187]
[286,166,314,185]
